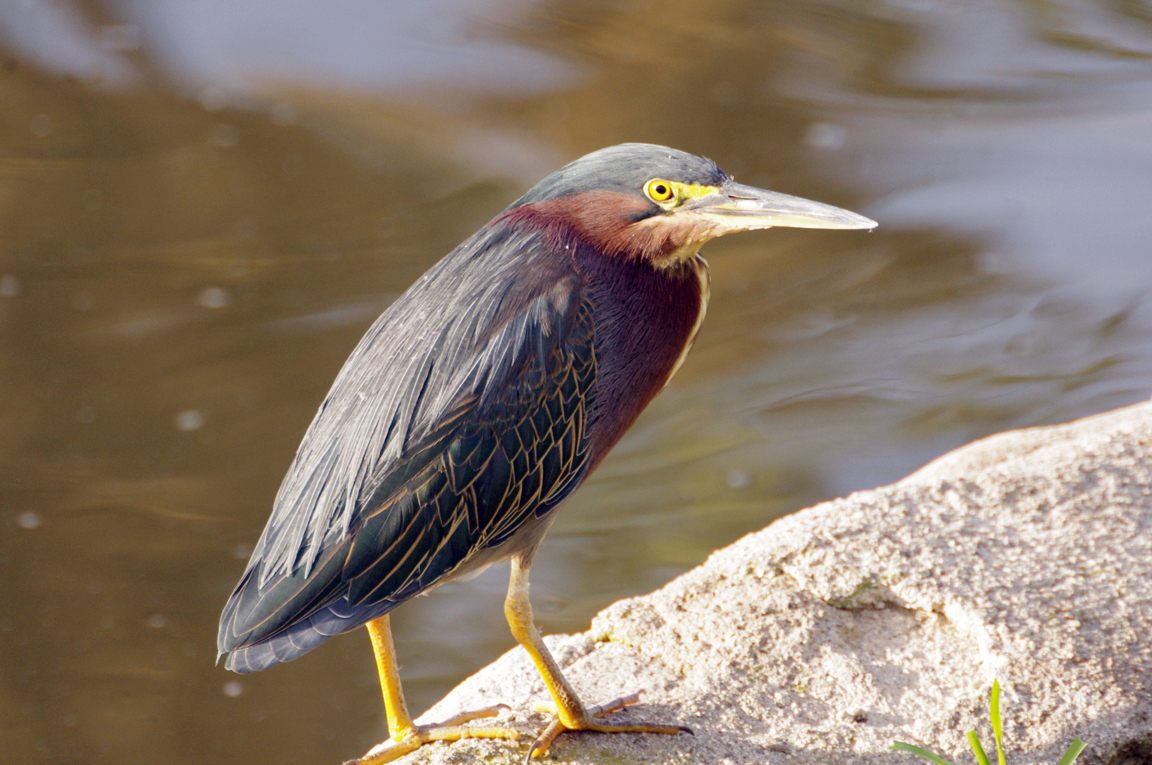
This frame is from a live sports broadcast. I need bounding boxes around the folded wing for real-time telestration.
[218,227,597,670]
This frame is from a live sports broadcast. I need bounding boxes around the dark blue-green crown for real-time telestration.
[509,143,729,209]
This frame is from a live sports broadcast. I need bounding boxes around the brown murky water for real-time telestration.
[2,1,1150,763]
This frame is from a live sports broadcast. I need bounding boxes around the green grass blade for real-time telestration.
[891,741,956,765]
[990,680,1007,765]
[1055,737,1087,765]
[967,729,991,765]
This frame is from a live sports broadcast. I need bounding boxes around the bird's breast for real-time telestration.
[576,248,710,467]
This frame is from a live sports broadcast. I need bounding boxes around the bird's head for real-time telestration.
[500,143,876,267]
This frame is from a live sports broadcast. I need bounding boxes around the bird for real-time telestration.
[217,143,876,763]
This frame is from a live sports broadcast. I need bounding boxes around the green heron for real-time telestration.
[218,143,875,763]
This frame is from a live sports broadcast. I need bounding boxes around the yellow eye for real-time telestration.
[644,179,676,203]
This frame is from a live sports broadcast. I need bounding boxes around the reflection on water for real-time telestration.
[2,1,1150,763]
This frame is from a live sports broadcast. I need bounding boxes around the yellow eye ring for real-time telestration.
[644,179,676,203]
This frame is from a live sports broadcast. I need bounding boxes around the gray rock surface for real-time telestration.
[396,400,1152,764]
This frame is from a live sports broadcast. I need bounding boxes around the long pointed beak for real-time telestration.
[688,180,877,232]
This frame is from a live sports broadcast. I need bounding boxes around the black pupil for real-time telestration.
[655,184,667,196]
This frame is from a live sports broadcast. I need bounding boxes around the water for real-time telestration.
[1,1,1150,762]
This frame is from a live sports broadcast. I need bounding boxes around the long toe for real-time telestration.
[352,707,523,765]
[525,692,688,760]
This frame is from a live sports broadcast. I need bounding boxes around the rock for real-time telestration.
[401,400,1152,764]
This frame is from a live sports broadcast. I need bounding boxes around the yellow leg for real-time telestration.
[348,614,521,765]
[367,614,416,740]
[505,555,690,760]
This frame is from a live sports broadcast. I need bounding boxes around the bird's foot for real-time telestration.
[525,692,691,761]
[349,704,522,765]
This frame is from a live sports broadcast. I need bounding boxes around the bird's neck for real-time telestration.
[498,191,693,267]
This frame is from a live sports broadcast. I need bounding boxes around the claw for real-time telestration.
[525,719,565,762]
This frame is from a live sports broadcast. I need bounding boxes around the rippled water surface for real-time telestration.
[2,1,1150,762]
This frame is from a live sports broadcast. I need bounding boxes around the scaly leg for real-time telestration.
[348,614,521,765]
[505,554,690,760]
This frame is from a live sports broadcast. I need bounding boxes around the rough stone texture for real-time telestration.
[394,400,1152,765]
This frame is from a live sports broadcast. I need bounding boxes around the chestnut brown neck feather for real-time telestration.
[500,190,710,267]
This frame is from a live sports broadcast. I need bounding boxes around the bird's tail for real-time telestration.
[220,597,399,673]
